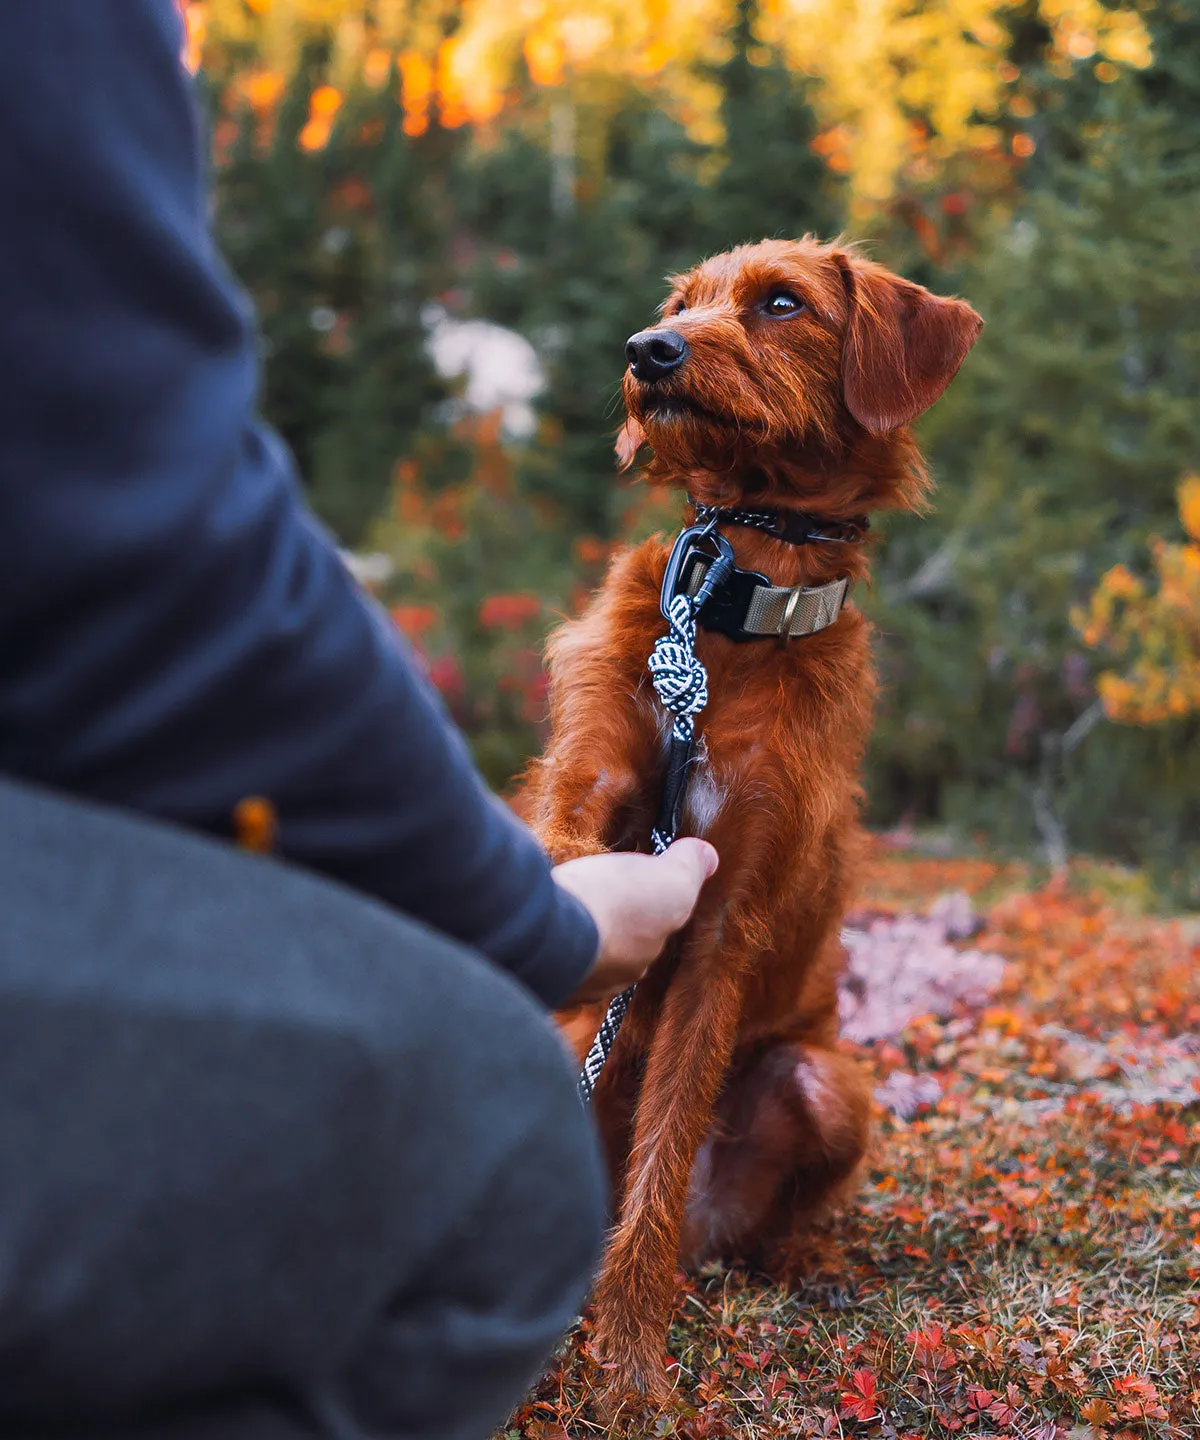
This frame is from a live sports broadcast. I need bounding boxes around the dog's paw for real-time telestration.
[588,1275,676,1414]
[540,827,610,865]
[589,1348,674,1421]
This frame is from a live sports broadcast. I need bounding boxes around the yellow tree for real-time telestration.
[184,0,1151,206]
[1078,477,1200,725]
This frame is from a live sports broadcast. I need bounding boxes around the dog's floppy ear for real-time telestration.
[615,416,646,470]
[836,254,982,434]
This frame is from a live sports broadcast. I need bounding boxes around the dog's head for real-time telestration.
[617,237,982,501]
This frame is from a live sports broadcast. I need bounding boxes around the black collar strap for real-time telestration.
[691,501,870,547]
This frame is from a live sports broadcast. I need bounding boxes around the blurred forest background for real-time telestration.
[184,0,1200,900]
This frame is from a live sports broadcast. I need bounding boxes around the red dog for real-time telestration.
[522,237,981,1403]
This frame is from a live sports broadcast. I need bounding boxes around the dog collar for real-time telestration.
[661,519,851,645]
[690,501,870,547]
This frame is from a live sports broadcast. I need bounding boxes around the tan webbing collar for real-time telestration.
[682,555,849,642]
[743,574,849,639]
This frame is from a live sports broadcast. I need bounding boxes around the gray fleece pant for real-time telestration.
[0,777,603,1439]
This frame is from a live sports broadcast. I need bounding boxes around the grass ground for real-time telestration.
[504,846,1200,1440]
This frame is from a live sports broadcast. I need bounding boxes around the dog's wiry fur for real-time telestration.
[521,236,982,1405]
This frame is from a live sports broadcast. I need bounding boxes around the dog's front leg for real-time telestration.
[518,554,667,863]
[518,661,654,865]
[590,901,749,1403]
[526,749,641,863]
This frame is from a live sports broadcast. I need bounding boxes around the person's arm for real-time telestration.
[0,0,604,1003]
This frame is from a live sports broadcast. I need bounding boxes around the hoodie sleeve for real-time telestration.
[0,0,597,1008]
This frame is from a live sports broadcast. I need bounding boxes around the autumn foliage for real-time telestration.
[498,844,1200,1439]
[1078,476,1200,726]
[182,0,1152,208]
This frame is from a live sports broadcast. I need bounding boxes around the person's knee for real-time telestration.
[333,1020,604,1440]
[511,1036,606,1314]
[452,1018,605,1335]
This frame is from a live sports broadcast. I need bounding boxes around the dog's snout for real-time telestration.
[625,328,689,382]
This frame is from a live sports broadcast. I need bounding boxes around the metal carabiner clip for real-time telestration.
[660,522,735,619]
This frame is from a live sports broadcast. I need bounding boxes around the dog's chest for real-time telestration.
[637,647,792,838]
[682,745,725,836]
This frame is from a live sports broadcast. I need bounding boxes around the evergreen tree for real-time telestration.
[1140,0,1200,124]
[456,91,708,537]
[866,94,1200,889]
[457,4,840,540]
[206,3,839,550]
[213,64,447,542]
[701,0,840,251]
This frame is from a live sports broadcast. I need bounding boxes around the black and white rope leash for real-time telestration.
[646,590,709,853]
[576,520,733,1104]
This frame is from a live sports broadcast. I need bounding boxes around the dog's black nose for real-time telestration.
[625,328,689,382]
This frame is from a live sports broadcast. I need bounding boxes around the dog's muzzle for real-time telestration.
[625,327,689,382]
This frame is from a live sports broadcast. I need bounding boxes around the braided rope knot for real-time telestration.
[647,593,708,740]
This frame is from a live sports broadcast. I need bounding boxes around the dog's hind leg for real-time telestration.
[679,1040,870,1267]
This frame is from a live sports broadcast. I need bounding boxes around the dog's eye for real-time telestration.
[763,290,805,318]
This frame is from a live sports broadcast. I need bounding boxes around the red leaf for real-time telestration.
[988,1383,1023,1426]
[839,1368,880,1422]
[1120,1400,1169,1421]
[426,653,465,705]
[390,603,438,638]
[965,1386,995,1412]
[1114,1374,1158,1400]
[764,1373,789,1401]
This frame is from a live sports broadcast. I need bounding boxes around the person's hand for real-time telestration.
[553,839,719,1006]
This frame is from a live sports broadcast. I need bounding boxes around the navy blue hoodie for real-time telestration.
[0,0,597,1007]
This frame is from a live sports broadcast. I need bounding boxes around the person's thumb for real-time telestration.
[657,838,719,923]
[663,836,719,880]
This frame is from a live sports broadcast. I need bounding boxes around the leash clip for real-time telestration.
[660,523,735,619]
